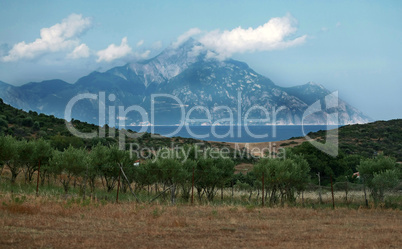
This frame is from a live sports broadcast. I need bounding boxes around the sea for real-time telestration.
[127,125,338,143]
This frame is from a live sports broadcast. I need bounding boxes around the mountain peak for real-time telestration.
[158,37,204,61]
[172,37,200,49]
[125,38,206,84]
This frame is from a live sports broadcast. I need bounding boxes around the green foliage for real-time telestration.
[357,156,400,203]
[313,120,402,160]
[49,146,88,194]
[253,153,310,205]
[0,136,21,183]
[196,155,235,201]
[90,144,118,192]
[32,138,53,163]
[33,121,40,131]
[50,134,85,151]
[0,136,53,184]
[1,98,401,206]
[17,140,36,183]
[303,120,402,161]
[0,117,8,129]
[21,117,34,127]
[290,142,340,182]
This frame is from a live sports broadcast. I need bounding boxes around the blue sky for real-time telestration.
[0,0,401,121]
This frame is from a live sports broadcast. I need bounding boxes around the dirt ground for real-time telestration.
[1,195,401,249]
[225,137,306,157]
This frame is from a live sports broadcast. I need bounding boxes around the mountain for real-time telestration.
[0,38,371,126]
[283,82,371,124]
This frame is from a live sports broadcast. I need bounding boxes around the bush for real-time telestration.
[21,117,34,127]
[33,121,40,131]
[358,156,400,203]
[0,117,8,128]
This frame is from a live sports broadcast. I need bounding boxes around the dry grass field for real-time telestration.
[1,193,401,249]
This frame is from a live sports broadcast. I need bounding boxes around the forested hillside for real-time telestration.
[304,119,402,161]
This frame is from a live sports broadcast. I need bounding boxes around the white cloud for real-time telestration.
[96,37,132,62]
[336,22,341,28]
[188,45,204,58]
[196,14,306,60]
[172,28,201,48]
[2,13,91,62]
[67,43,90,59]
[152,41,163,50]
[139,50,150,59]
[136,40,144,47]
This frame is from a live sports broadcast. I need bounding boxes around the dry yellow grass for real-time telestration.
[225,138,306,157]
[0,193,401,249]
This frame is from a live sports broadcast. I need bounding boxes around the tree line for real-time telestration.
[0,135,400,205]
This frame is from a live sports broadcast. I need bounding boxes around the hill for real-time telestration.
[307,119,402,161]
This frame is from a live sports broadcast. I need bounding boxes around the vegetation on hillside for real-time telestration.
[305,119,402,161]
[0,98,401,207]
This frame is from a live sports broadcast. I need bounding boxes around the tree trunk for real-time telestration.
[28,167,36,183]
[63,182,69,194]
[363,176,368,207]
[231,183,234,200]
[221,186,223,200]
[40,169,48,186]
[10,170,19,184]
[317,172,323,204]
[171,184,176,205]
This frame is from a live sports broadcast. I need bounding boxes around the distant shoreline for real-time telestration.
[127,124,339,127]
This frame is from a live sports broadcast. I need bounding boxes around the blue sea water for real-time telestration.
[127,125,338,143]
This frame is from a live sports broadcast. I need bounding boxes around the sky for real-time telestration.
[0,0,401,121]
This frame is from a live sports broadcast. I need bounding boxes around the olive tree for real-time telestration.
[178,159,197,201]
[357,156,400,203]
[89,143,110,192]
[93,145,119,192]
[134,160,158,196]
[18,140,36,183]
[109,145,133,193]
[196,157,235,201]
[50,146,88,194]
[32,139,53,185]
[253,155,310,206]
[0,136,21,183]
[157,157,183,204]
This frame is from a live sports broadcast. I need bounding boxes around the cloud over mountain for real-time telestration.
[172,28,202,48]
[67,43,90,59]
[96,37,132,62]
[2,14,92,62]
[179,14,307,60]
